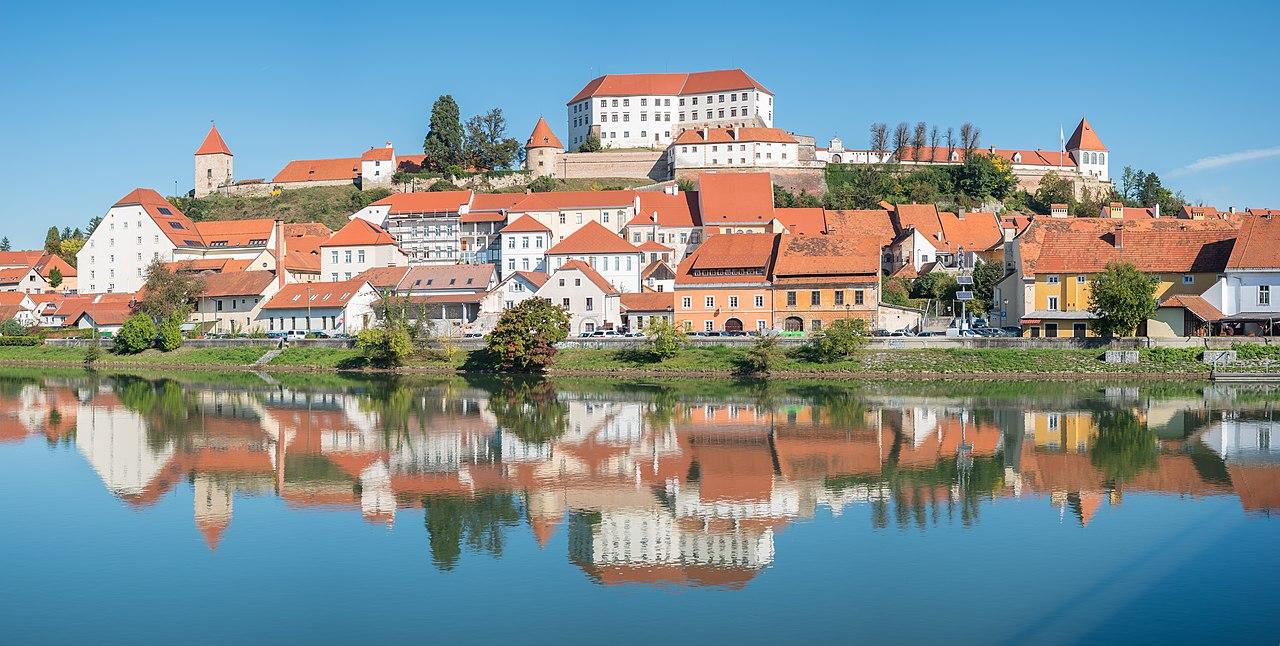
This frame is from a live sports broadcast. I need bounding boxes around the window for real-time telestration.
[810,291,821,306]
[705,296,715,308]
[786,291,796,306]
[357,250,365,263]
[834,291,844,306]
[562,298,571,308]
[1182,275,1194,285]
[585,297,594,311]
[854,290,865,305]
[1261,285,1271,306]
[1077,275,1086,284]
[682,297,692,309]
[757,320,767,331]
[811,320,822,331]
[729,296,739,308]
[1047,275,1060,284]
[754,295,764,308]
[1048,296,1059,310]
[704,320,714,331]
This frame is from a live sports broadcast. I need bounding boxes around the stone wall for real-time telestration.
[557,150,669,180]
[676,166,827,198]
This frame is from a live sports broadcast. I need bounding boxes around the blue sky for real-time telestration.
[1,1,1277,247]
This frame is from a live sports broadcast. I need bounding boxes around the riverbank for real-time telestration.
[0,344,1249,379]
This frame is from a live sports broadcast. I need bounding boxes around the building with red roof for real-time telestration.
[194,124,234,198]
[545,221,644,293]
[320,219,407,283]
[535,259,623,335]
[670,127,800,172]
[697,172,778,232]
[258,278,379,335]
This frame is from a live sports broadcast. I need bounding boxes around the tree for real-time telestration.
[1090,410,1158,484]
[527,175,557,193]
[912,272,960,301]
[892,122,911,159]
[825,165,893,209]
[739,334,782,376]
[48,267,62,288]
[869,122,888,153]
[356,326,414,367]
[945,127,956,159]
[911,122,927,160]
[928,125,939,157]
[960,122,980,153]
[115,314,157,354]
[157,313,184,352]
[58,238,85,265]
[954,153,1016,203]
[0,319,26,336]
[577,133,602,152]
[424,95,465,172]
[137,259,203,321]
[43,227,61,256]
[644,318,686,360]
[970,260,1005,314]
[87,216,103,235]
[0,237,9,252]
[882,276,912,307]
[773,184,821,208]
[485,297,570,372]
[1030,172,1076,214]
[1089,262,1158,337]
[677,177,696,192]
[804,318,869,363]
[464,107,520,172]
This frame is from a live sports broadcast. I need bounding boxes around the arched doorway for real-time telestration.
[784,317,803,332]
[724,318,743,333]
[831,154,843,163]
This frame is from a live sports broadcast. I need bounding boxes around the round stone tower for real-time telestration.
[524,116,564,179]
[194,124,233,198]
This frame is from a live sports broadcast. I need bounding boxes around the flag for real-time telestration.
[1059,125,1065,153]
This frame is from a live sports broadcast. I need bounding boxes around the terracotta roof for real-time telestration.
[113,188,204,247]
[676,233,777,285]
[352,266,410,290]
[632,191,702,228]
[896,146,1076,167]
[511,190,636,212]
[195,125,232,156]
[1066,117,1107,151]
[272,157,359,184]
[500,214,552,234]
[398,265,495,292]
[198,270,276,298]
[262,279,367,310]
[774,208,827,235]
[513,270,549,290]
[1016,218,1238,276]
[938,211,1003,253]
[193,218,274,247]
[697,172,775,224]
[772,234,881,280]
[321,219,398,247]
[360,146,394,162]
[673,127,796,145]
[822,209,896,245]
[36,254,77,278]
[469,193,527,212]
[555,260,619,295]
[0,292,31,307]
[1159,294,1222,322]
[546,221,640,255]
[568,68,769,104]
[620,291,674,312]
[458,211,507,223]
[1226,215,1280,270]
[526,116,563,150]
[0,251,44,267]
[372,191,474,215]
[74,303,135,326]
[641,260,674,281]
[636,241,671,254]
[284,222,333,238]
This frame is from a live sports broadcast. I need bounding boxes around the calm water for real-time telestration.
[1,370,1277,645]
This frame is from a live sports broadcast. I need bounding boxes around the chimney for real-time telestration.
[1153,203,1161,218]
[1113,224,1124,249]
[957,208,967,220]
[1050,203,1068,218]
[1229,206,1236,214]
[1108,202,1124,219]
[385,140,393,149]
[274,219,286,288]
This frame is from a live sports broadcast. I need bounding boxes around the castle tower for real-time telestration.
[1066,117,1108,182]
[193,474,233,551]
[524,116,564,179]
[194,124,234,198]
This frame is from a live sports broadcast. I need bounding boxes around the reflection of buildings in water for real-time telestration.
[1199,419,1280,512]
[75,401,176,501]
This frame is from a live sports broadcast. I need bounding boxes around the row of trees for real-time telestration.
[868,121,982,159]
[821,152,1017,210]
[422,95,521,174]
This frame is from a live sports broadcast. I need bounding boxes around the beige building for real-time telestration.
[320,219,408,282]
[189,270,279,334]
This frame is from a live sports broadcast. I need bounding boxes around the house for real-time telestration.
[42,293,133,329]
[535,260,622,334]
[885,204,1003,275]
[71,301,136,337]
[352,190,474,264]
[483,271,549,314]
[357,264,497,335]
[670,127,800,170]
[545,221,644,293]
[397,264,497,296]
[189,270,279,334]
[320,219,407,282]
[995,218,1238,337]
[0,251,73,294]
[620,291,675,331]
[0,292,38,326]
[271,141,425,190]
[674,233,778,333]
[460,193,525,265]
[1185,214,1280,336]
[257,279,378,335]
[770,234,881,332]
[697,172,780,234]
[506,190,639,244]
[641,260,676,292]
[625,188,704,260]
[500,215,553,276]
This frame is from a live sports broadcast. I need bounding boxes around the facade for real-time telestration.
[482,271,549,314]
[769,234,881,332]
[525,117,564,178]
[566,68,774,151]
[505,190,639,244]
[1192,215,1280,335]
[499,215,553,277]
[535,260,622,334]
[670,127,800,170]
[620,291,674,331]
[544,221,644,293]
[257,279,378,334]
[352,191,473,264]
[697,172,782,234]
[884,205,1004,276]
[194,125,233,198]
[674,234,778,333]
[320,219,408,282]
[189,270,279,334]
[624,189,704,261]
[271,142,425,191]
[0,251,76,294]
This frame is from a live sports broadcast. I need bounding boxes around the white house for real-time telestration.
[320,219,408,282]
[535,260,622,334]
[257,279,378,335]
[545,221,643,293]
[566,68,774,150]
[505,190,639,244]
[499,215,552,277]
[189,270,280,334]
[669,127,800,169]
[1197,215,1279,334]
[351,190,476,265]
[624,188,704,261]
[0,292,38,327]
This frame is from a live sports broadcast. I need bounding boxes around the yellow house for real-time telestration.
[995,217,1238,337]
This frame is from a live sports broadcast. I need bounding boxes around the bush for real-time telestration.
[644,319,686,360]
[427,179,459,192]
[739,335,782,376]
[0,319,26,336]
[527,175,557,193]
[158,314,183,352]
[356,326,414,368]
[115,314,157,354]
[803,318,870,363]
[486,298,570,372]
[84,345,103,367]
[0,335,40,346]
[1140,346,1201,364]
[1232,343,1280,361]
[577,134,602,153]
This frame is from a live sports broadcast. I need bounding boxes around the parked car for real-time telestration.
[589,330,622,338]
[624,331,645,338]
[695,331,723,337]
[1001,326,1023,337]
[722,330,748,337]
[888,329,915,337]
[463,332,485,338]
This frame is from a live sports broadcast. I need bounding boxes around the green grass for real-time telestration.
[269,347,367,368]
[169,185,390,232]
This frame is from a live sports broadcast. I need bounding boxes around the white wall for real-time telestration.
[321,244,408,282]
[78,205,178,293]
[547,252,641,293]
[500,231,550,277]
[536,268,622,333]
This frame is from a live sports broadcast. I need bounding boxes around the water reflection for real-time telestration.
[1,373,1277,588]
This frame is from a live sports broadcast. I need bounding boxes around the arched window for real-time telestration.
[1098,152,1105,165]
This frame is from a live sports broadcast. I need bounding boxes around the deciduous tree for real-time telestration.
[485,297,570,372]
[1089,262,1157,337]
[804,318,869,363]
[869,122,888,153]
[137,259,203,322]
[115,314,157,354]
[644,318,686,360]
[464,107,520,172]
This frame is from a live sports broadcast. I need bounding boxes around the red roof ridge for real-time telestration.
[501,214,552,234]
[1066,117,1107,151]
[546,221,640,255]
[526,117,563,150]
[321,219,398,247]
[558,259,619,295]
[195,125,232,156]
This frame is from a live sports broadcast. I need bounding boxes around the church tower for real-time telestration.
[1066,117,1108,182]
[524,116,564,179]
[194,124,234,198]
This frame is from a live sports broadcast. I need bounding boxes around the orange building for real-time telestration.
[770,233,881,332]
[674,233,778,333]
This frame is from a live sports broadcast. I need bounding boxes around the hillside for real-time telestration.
[169,186,392,231]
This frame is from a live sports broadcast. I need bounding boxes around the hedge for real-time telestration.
[0,336,42,346]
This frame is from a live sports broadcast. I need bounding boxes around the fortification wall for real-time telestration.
[557,150,669,180]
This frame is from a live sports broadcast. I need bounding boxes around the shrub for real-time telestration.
[1232,343,1280,361]
[0,335,40,346]
[356,326,414,368]
[157,314,183,352]
[0,319,26,336]
[644,318,686,360]
[115,314,157,354]
[84,345,103,367]
[803,319,870,363]
[739,334,782,376]
[1140,346,1201,364]
[576,134,602,152]
[486,298,570,372]
[527,175,557,193]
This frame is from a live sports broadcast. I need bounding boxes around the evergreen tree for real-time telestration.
[424,95,464,172]
[0,237,10,252]
[43,227,61,255]
[87,216,103,234]
[48,267,62,288]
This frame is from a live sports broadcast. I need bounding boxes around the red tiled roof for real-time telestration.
[637,240,672,252]
[1158,294,1222,322]
[193,218,274,247]
[620,291,674,312]
[114,188,204,247]
[774,208,827,235]
[36,254,76,278]
[352,266,410,290]
[1016,218,1238,276]
[195,125,232,156]
[546,221,640,255]
[511,190,636,212]
[1066,117,1107,151]
[772,234,881,280]
[321,219,398,247]
[500,214,552,234]
[0,251,44,267]
[360,146,394,162]
[939,211,1003,253]
[1226,214,1280,270]
[513,271,550,290]
[673,127,796,145]
[568,69,770,104]
[74,303,135,326]
[372,191,474,215]
[526,116,563,149]
[262,279,367,310]
[398,265,495,292]
[822,209,896,245]
[272,157,359,184]
[556,260,619,295]
[198,270,276,298]
[469,193,527,212]
[632,191,702,228]
[676,233,777,285]
[697,172,775,224]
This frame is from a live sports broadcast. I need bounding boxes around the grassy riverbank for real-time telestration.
[0,344,1249,378]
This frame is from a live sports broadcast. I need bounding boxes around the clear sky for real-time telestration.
[1,1,1277,248]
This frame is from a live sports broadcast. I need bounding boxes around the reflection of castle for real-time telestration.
[3,377,1278,587]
